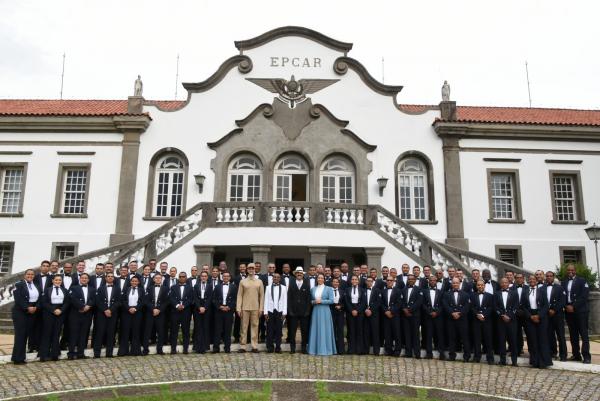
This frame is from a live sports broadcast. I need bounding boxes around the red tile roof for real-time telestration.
[448,105,600,127]
[1,100,600,127]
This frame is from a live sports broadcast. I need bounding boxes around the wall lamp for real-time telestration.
[377,177,388,196]
[194,174,206,194]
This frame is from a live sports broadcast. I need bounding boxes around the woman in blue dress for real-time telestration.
[307,273,337,355]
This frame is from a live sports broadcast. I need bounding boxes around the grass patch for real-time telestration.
[316,381,429,401]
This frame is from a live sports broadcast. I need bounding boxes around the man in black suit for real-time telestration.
[93,271,120,358]
[524,275,552,368]
[68,273,96,359]
[193,271,213,353]
[545,271,567,361]
[89,263,105,290]
[401,274,423,358]
[142,273,169,355]
[562,264,591,364]
[345,275,366,355]
[139,265,153,293]
[512,272,529,355]
[471,279,494,364]
[168,271,194,354]
[330,277,346,354]
[495,277,519,366]
[31,260,52,353]
[381,276,401,356]
[363,277,381,355]
[422,275,445,360]
[287,267,311,354]
[212,272,236,353]
[11,269,40,364]
[443,277,471,362]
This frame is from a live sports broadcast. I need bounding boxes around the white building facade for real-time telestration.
[1,26,599,278]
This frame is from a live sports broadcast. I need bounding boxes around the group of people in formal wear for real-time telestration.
[11,258,592,368]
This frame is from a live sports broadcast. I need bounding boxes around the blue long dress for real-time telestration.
[307,285,337,355]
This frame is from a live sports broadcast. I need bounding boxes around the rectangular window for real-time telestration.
[559,246,586,265]
[155,170,183,216]
[0,167,24,214]
[246,175,261,201]
[487,169,522,223]
[553,175,576,221]
[275,175,290,201]
[51,242,79,261]
[0,242,14,275]
[62,169,88,214]
[339,176,353,204]
[322,176,335,203]
[399,175,412,219]
[412,175,426,220]
[495,245,522,267]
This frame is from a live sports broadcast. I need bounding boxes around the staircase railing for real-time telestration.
[437,242,526,280]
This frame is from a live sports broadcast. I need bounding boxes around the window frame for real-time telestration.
[227,155,263,202]
[0,241,15,275]
[0,162,28,217]
[394,152,436,224]
[319,156,355,204]
[273,155,310,202]
[52,163,91,218]
[153,155,185,217]
[51,241,79,261]
[494,244,523,267]
[549,170,587,225]
[144,148,189,220]
[486,168,524,224]
[559,246,587,265]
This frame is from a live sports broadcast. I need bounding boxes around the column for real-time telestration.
[250,245,271,267]
[308,247,328,266]
[441,136,469,249]
[364,247,385,274]
[194,245,215,267]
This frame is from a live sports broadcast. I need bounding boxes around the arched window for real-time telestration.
[228,155,262,201]
[320,156,355,203]
[274,155,309,201]
[154,155,185,217]
[397,158,428,220]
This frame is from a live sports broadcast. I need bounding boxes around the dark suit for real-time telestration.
[545,283,567,360]
[470,291,494,363]
[523,286,552,368]
[93,284,120,357]
[193,281,213,353]
[89,274,105,290]
[442,289,471,361]
[344,285,366,354]
[422,287,445,359]
[363,287,381,355]
[330,286,346,354]
[168,283,194,353]
[401,285,423,358]
[11,280,40,363]
[31,273,51,351]
[40,286,69,361]
[287,278,311,353]
[494,289,519,364]
[562,276,590,361]
[513,284,529,354]
[211,282,237,352]
[117,286,144,356]
[143,284,169,354]
[68,285,96,358]
[381,286,402,356]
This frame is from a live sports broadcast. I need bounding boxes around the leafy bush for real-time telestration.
[556,262,598,290]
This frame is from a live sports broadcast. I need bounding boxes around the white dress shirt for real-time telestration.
[502,291,508,309]
[82,286,88,304]
[153,286,160,306]
[26,281,39,302]
[366,288,372,305]
[429,289,436,306]
[529,288,537,310]
[484,281,494,294]
[407,287,413,301]
[296,279,303,289]
[50,286,64,304]
[453,291,458,304]
[547,285,553,303]
[264,283,287,314]
[333,287,340,303]
[387,288,392,306]
[351,286,359,303]
[200,281,207,299]
[567,279,573,303]
[106,285,113,305]
[128,287,139,307]
[63,275,72,290]
[221,283,229,305]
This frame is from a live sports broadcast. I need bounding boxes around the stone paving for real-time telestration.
[1,353,599,401]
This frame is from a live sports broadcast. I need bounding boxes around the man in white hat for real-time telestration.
[286,267,311,353]
[236,263,264,353]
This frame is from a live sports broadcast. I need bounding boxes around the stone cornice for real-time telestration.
[182,55,253,93]
[434,121,600,142]
[0,114,151,134]
[235,26,353,53]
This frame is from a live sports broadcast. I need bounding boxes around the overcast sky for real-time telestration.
[1,0,598,109]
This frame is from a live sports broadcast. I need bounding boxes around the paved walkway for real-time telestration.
[1,352,599,401]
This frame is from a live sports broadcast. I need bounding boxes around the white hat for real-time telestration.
[293,267,304,274]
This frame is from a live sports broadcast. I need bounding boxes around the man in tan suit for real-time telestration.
[236,263,264,353]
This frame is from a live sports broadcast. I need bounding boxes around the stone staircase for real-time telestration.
[0,201,524,333]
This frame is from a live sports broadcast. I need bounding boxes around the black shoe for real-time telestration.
[13,361,26,365]
[512,362,518,367]
[171,350,177,355]
[425,354,433,359]
[569,355,582,362]
[142,351,149,356]
[275,349,282,353]
[212,349,219,354]
[40,358,48,362]
[67,355,75,360]
[157,350,164,355]
[251,348,259,353]
[498,361,507,366]
[238,349,246,353]
[267,349,274,353]
[583,358,591,364]
[106,354,113,358]
[290,349,295,354]
[487,360,494,365]
[183,350,189,355]
[559,357,566,362]
[224,349,231,353]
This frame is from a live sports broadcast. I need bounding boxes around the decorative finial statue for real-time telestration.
[441,80,450,101]
[134,75,143,97]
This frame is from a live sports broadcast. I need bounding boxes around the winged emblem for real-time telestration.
[247,75,339,108]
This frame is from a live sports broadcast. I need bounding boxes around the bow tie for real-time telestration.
[155,285,161,288]
[106,285,113,287]
[223,283,229,286]
[516,285,522,288]
[273,284,280,287]
[408,286,413,289]
[453,289,458,292]
[502,289,508,292]
[81,285,87,288]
